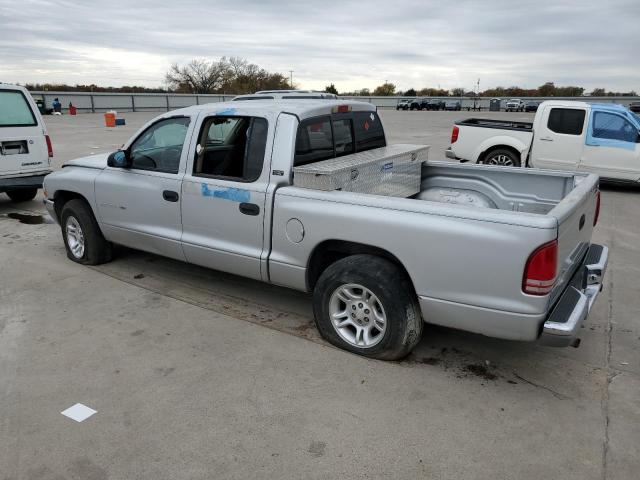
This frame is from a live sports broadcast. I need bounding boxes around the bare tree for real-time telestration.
[166,57,290,94]
[165,59,230,94]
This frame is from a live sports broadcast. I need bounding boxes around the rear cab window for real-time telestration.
[294,110,385,166]
[0,90,37,127]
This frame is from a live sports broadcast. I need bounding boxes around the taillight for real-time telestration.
[45,135,53,157]
[451,125,459,144]
[523,240,558,295]
[593,190,600,226]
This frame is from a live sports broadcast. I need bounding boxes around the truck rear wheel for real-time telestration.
[313,254,423,360]
[6,188,38,202]
[60,199,113,265]
[482,148,521,167]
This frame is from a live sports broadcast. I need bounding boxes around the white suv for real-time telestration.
[0,84,53,202]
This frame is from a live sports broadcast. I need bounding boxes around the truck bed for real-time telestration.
[416,161,574,214]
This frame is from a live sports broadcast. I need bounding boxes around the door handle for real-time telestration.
[239,202,260,216]
[539,137,554,142]
[162,190,179,202]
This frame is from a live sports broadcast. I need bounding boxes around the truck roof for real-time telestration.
[163,99,376,121]
[539,100,630,114]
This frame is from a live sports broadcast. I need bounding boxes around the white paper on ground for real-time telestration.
[61,403,97,422]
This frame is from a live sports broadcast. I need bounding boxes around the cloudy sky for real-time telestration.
[1,0,638,92]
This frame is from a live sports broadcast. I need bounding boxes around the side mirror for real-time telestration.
[107,150,129,168]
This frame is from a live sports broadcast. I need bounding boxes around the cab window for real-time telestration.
[547,108,585,135]
[129,117,190,173]
[294,111,384,166]
[592,112,638,143]
[194,116,267,182]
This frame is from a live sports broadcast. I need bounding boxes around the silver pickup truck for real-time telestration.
[43,100,608,360]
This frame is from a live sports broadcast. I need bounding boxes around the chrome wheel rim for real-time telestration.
[65,216,85,259]
[329,283,387,348]
[488,154,514,166]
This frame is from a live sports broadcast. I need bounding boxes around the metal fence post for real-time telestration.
[196,95,200,105]
[166,95,170,111]
[131,95,136,112]
[90,94,95,113]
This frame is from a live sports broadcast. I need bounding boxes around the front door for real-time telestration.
[181,115,271,281]
[95,116,193,260]
[532,106,587,170]
[580,109,640,181]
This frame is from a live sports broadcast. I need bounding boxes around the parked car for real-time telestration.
[43,100,607,359]
[409,98,423,110]
[505,99,525,112]
[446,101,640,183]
[424,99,446,110]
[444,100,462,111]
[0,84,53,202]
[524,101,540,112]
[396,99,412,110]
[629,102,640,113]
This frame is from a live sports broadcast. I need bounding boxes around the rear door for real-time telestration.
[180,114,271,281]
[0,89,49,175]
[580,109,640,181]
[531,106,587,170]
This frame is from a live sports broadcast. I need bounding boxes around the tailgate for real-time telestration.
[548,173,600,305]
[0,127,49,175]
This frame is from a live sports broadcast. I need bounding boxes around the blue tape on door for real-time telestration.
[201,184,251,202]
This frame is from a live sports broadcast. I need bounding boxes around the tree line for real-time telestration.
[340,81,637,97]
[18,56,637,98]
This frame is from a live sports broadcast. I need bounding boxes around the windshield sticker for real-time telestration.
[201,184,250,202]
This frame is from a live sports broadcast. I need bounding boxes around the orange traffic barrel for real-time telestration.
[104,112,116,127]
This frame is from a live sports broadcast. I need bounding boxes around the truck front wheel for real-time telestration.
[313,254,423,360]
[6,188,38,202]
[60,199,113,265]
[482,148,521,167]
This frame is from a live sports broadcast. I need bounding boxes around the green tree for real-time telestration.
[404,88,417,97]
[537,82,556,97]
[324,83,338,95]
[451,87,465,97]
[373,82,396,96]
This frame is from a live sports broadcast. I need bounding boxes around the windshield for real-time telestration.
[0,90,37,127]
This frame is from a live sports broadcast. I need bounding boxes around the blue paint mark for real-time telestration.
[381,162,394,172]
[215,108,237,116]
[201,184,250,202]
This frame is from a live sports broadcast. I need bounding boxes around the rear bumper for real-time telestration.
[445,148,459,160]
[539,244,609,347]
[0,172,49,191]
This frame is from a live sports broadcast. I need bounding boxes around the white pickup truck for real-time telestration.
[0,84,53,201]
[43,100,607,359]
[446,101,640,184]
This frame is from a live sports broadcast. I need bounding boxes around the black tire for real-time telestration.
[60,199,113,265]
[6,188,38,202]
[481,148,521,167]
[313,254,423,360]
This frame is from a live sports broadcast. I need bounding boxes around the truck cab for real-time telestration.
[0,84,53,202]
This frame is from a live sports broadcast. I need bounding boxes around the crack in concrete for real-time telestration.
[511,372,570,400]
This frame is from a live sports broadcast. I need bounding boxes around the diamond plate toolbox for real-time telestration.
[292,144,429,197]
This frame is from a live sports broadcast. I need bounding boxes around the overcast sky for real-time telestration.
[1,0,638,92]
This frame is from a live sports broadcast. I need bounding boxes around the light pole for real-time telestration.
[289,70,294,89]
